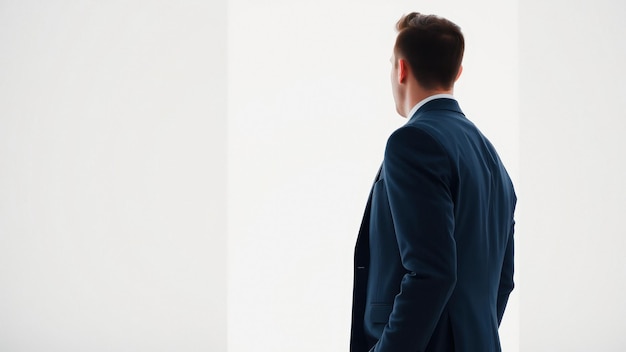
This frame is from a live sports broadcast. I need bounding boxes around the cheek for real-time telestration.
[391,75,399,96]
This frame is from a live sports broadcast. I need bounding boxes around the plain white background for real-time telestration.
[1,0,625,351]
[0,1,227,351]
[519,0,626,350]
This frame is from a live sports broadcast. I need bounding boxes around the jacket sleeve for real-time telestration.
[497,221,515,325]
[372,126,457,352]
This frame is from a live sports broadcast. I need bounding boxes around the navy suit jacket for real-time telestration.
[350,99,516,352]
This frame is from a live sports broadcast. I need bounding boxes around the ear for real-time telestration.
[398,59,408,83]
[455,65,463,81]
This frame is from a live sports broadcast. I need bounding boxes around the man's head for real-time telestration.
[391,12,465,116]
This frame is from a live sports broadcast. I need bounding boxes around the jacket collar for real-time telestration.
[408,98,464,122]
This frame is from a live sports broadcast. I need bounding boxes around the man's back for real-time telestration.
[405,98,516,350]
[352,99,516,352]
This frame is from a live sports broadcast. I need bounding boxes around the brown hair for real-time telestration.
[394,12,464,90]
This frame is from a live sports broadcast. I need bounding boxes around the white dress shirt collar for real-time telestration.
[406,93,456,119]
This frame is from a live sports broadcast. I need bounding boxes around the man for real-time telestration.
[350,13,516,352]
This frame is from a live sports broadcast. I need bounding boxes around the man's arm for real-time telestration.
[372,126,457,352]
[497,221,515,325]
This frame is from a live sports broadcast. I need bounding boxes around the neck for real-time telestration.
[402,86,453,117]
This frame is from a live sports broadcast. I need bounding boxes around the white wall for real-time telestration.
[519,0,626,351]
[0,1,227,351]
[227,1,519,351]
